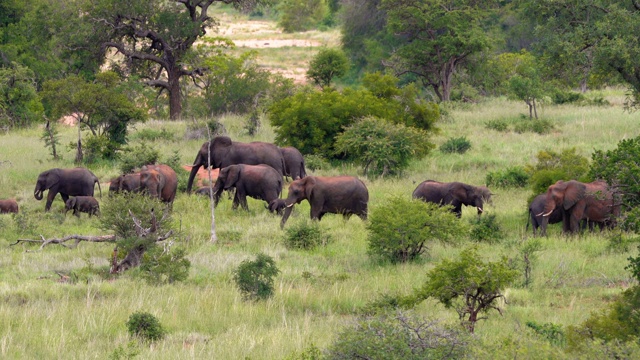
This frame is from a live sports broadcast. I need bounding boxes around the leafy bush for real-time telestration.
[513,119,554,134]
[304,154,330,171]
[307,48,349,87]
[485,119,509,132]
[469,214,503,243]
[139,245,191,285]
[118,142,160,174]
[440,136,471,154]
[283,220,331,250]
[526,148,590,195]
[325,310,469,359]
[99,194,170,239]
[233,253,280,301]
[126,312,165,341]
[278,0,327,33]
[131,128,175,142]
[526,321,565,346]
[551,90,585,104]
[0,63,44,128]
[84,134,119,162]
[334,116,434,176]
[486,166,529,188]
[367,198,465,263]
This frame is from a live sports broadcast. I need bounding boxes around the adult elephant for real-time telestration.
[140,164,178,204]
[109,173,141,194]
[186,136,285,193]
[34,167,102,211]
[412,180,492,218]
[279,176,369,228]
[279,146,307,180]
[212,164,282,211]
[527,194,562,237]
[539,180,619,234]
[0,199,19,213]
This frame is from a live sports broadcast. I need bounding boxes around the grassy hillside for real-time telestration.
[0,90,639,358]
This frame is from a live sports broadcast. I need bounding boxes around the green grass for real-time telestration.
[0,93,639,358]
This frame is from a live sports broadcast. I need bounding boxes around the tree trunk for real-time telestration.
[75,125,83,164]
[533,99,538,119]
[168,68,182,120]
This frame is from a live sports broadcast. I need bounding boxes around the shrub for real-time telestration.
[126,312,165,341]
[233,253,280,301]
[131,128,175,142]
[486,166,529,188]
[278,0,327,33]
[139,246,191,285]
[551,90,585,104]
[513,119,554,134]
[526,148,590,195]
[485,119,509,132]
[99,194,170,239]
[469,214,503,243]
[304,154,330,171]
[440,137,472,154]
[84,134,119,162]
[526,321,565,346]
[325,310,469,359]
[307,48,349,87]
[334,116,434,176]
[118,142,160,174]
[283,220,331,250]
[367,198,465,263]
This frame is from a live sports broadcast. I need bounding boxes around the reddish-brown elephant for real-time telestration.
[109,173,141,194]
[412,180,492,218]
[539,180,619,234]
[0,199,19,213]
[211,164,283,211]
[140,164,178,204]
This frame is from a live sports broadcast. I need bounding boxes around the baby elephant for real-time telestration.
[65,196,100,217]
[0,199,19,214]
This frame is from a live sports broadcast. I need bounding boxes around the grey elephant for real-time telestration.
[65,196,100,217]
[279,146,307,180]
[34,167,102,211]
[412,180,492,218]
[527,194,562,236]
[194,186,213,196]
[279,176,369,228]
[212,164,283,211]
[140,164,178,204]
[109,173,141,194]
[186,136,286,193]
[0,199,19,213]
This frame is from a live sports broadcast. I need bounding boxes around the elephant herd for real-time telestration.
[0,135,620,236]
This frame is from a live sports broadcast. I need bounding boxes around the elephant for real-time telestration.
[65,196,100,217]
[109,173,141,194]
[412,180,492,218]
[268,198,286,215]
[194,186,213,196]
[527,194,562,236]
[186,136,286,194]
[34,167,102,211]
[139,164,178,204]
[0,199,19,213]
[279,176,369,228]
[539,180,619,234]
[279,146,307,180]
[211,164,283,211]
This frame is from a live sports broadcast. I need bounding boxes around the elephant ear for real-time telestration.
[304,176,316,200]
[563,181,586,210]
[224,166,241,189]
[45,171,60,189]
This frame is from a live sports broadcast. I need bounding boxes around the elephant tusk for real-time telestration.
[477,207,483,213]
[537,210,554,217]
[286,203,294,208]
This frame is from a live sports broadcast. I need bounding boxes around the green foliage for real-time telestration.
[282,220,331,250]
[517,239,543,287]
[126,312,165,342]
[303,154,330,171]
[486,166,529,188]
[99,194,170,239]
[325,310,469,360]
[335,116,434,176]
[278,0,327,33]
[551,90,585,105]
[526,321,565,346]
[513,119,554,134]
[108,341,140,360]
[367,198,465,263]
[131,128,175,142]
[484,119,509,132]
[526,148,590,196]
[415,246,519,332]
[469,214,503,243]
[40,120,61,160]
[284,344,323,360]
[439,136,471,154]
[358,293,414,316]
[84,134,120,162]
[233,253,280,301]
[244,110,260,136]
[0,62,44,128]
[306,48,349,87]
[139,246,191,285]
[340,0,391,74]
[625,246,640,283]
[118,143,160,174]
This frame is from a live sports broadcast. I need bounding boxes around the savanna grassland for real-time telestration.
[1,7,640,359]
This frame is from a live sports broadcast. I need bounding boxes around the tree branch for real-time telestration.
[11,234,117,251]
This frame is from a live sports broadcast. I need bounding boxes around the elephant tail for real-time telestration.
[526,210,531,232]
[300,159,307,178]
[96,178,102,198]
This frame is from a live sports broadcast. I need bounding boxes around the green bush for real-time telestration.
[334,116,434,176]
[325,310,469,359]
[306,48,349,87]
[551,90,585,104]
[367,198,465,263]
[486,166,529,188]
[233,253,280,301]
[440,136,472,154]
[118,142,160,174]
[99,194,170,239]
[283,220,331,250]
[139,246,191,285]
[278,0,327,33]
[469,214,503,243]
[304,154,330,171]
[526,148,590,195]
[131,128,175,142]
[526,321,565,346]
[484,119,509,132]
[126,312,165,341]
[84,134,119,162]
[514,119,554,134]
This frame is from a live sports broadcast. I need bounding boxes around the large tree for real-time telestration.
[520,0,640,104]
[380,0,500,101]
[86,0,270,120]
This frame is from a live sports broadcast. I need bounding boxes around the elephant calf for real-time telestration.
[0,199,19,214]
[65,196,100,217]
[412,180,492,218]
[212,164,283,211]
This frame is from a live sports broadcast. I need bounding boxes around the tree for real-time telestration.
[85,0,270,120]
[520,0,640,108]
[380,0,500,101]
[340,0,391,74]
[0,62,44,128]
[501,51,545,119]
[306,48,349,87]
[278,0,327,33]
[415,246,518,333]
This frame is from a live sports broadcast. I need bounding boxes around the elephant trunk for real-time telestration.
[477,206,483,215]
[34,186,43,200]
[186,163,202,194]
[540,200,556,217]
[280,204,294,229]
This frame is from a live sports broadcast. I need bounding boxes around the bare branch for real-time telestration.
[11,234,117,251]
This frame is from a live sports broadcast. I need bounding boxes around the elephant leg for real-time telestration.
[310,206,323,220]
[45,191,58,211]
